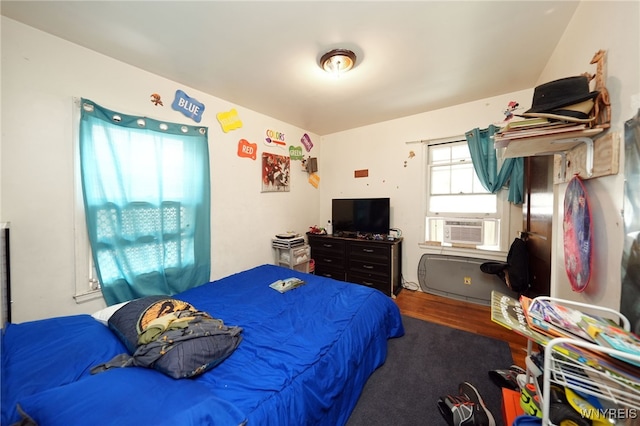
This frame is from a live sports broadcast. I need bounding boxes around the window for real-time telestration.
[75,98,211,305]
[425,139,507,251]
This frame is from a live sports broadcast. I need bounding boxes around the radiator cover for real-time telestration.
[417,254,517,306]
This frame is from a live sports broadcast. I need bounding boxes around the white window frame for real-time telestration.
[72,97,102,303]
[420,136,512,259]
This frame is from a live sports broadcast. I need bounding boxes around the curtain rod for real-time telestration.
[404,134,465,145]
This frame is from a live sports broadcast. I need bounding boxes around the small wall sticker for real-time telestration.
[301,133,314,152]
[308,173,320,188]
[289,145,304,161]
[171,90,205,123]
[237,139,257,160]
[265,129,285,148]
[150,93,163,106]
[217,109,243,133]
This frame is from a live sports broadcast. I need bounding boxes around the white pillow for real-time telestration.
[91,301,130,325]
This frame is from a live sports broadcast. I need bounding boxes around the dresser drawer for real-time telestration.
[315,265,347,281]
[349,258,389,277]
[310,238,346,254]
[348,271,389,294]
[314,252,346,269]
[349,242,389,260]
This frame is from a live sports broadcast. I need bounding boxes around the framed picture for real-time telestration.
[262,153,290,192]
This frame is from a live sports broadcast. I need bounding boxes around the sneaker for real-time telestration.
[437,394,475,426]
[458,382,496,426]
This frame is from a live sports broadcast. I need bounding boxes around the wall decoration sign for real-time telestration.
[289,145,304,161]
[301,133,314,152]
[237,139,257,160]
[217,109,243,132]
[265,129,285,148]
[171,89,205,123]
[563,175,593,292]
[308,173,320,188]
[262,153,290,192]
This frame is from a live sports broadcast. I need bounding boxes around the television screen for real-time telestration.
[332,198,390,235]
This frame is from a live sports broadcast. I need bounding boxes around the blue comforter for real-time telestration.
[1,264,404,425]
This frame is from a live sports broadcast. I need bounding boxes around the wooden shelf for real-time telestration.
[495,128,603,158]
[494,128,619,183]
[553,132,620,183]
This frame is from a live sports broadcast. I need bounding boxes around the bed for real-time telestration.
[1,264,404,426]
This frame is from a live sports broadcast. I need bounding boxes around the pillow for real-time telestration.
[91,301,130,325]
[102,296,243,379]
[108,296,194,354]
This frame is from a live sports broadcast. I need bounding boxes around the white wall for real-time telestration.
[320,1,639,310]
[1,18,320,322]
[540,1,639,310]
[319,90,530,290]
[2,1,638,323]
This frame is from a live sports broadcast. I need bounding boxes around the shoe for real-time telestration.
[488,365,525,391]
[458,382,496,426]
[437,394,475,426]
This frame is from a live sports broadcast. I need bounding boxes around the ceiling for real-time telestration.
[1,1,580,135]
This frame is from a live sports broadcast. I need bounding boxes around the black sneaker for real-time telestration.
[437,394,475,426]
[458,382,496,426]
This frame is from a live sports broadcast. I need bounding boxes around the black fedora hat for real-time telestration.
[522,99,596,123]
[524,76,599,114]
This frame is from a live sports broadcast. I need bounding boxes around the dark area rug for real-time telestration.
[347,315,514,426]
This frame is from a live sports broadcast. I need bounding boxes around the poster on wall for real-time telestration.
[262,153,290,192]
[621,109,640,334]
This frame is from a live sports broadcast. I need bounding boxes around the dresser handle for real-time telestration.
[363,264,373,269]
[323,243,333,248]
[362,248,374,253]
[324,258,333,263]
[362,281,373,286]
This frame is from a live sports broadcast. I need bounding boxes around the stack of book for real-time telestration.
[521,296,640,367]
[490,291,640,395]
[494,117,587,144]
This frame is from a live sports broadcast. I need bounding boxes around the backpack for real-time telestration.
[481,237,530,294]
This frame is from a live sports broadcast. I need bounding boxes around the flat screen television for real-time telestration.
[332,198,390,235]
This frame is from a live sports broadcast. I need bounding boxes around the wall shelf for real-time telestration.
[494,129,620,184]
[552,132,620,184]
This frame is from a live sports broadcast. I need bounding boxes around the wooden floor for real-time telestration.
[394,288,529,368]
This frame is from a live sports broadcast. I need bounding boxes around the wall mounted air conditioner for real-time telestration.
[443,219,484,245]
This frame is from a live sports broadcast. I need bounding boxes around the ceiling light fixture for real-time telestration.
[320,49,357,75]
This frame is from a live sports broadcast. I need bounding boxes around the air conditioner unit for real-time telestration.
[443,219,484,245]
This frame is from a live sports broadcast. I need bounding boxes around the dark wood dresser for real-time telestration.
[307,234,402,297]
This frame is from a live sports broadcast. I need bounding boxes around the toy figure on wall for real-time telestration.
[503,101,519,121]
[150,93,163,106]
[172,90,205,123]
[588,49,611,129]
[563,175,593,292]
[262,153,290,192]
[237,139,257,160]
[217,109,243,132]
[265,129,286,148]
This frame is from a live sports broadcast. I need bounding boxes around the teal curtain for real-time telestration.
[465,124,524,204]
[80,98,211,305]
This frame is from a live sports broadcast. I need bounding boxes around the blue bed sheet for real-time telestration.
[1,264,404,426]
